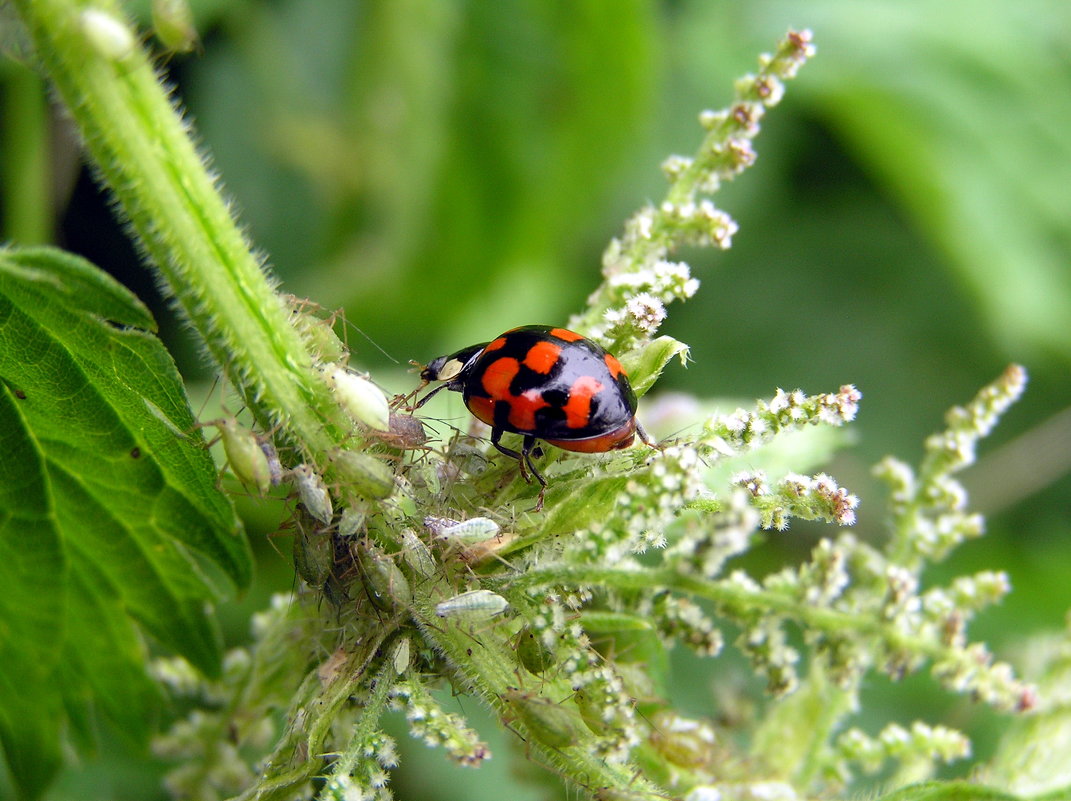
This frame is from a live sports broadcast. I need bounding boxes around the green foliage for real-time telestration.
[0,246,250,797]
[2,4,1071,801]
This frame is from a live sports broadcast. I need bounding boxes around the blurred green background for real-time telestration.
[3,1,1070,798]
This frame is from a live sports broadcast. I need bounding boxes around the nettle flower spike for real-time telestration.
[703,385,862,457]
[390,681,490,767]
[732,470,860,529]
[834,722,971,781]
[879,365,1027,567]
[573,30,816,351]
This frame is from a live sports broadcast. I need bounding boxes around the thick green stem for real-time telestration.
[11,0,339,455]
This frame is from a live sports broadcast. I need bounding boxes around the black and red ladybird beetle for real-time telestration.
[416,325,649,509]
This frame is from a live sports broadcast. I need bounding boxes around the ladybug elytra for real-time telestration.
[416,325,648,509]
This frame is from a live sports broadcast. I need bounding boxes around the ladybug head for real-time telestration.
[419,342,488,385]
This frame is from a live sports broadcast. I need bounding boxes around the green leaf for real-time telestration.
[580,611,669,696]
[0,246,250,798]
[621,335,690,397]
[985,628,1071,796]
[873,781,1022,801]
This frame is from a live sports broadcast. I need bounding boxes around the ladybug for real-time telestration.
[416,325,649,509]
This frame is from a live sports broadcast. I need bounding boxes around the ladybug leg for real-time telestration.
[490,430,548,511]
[520,435,548,512]
[489,427,525,471]
[411,381,449,410]
[395,376,429,409]
[519,435,546,485]
[635,420,665,451]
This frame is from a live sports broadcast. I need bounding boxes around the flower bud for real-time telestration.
[152,0,198,53]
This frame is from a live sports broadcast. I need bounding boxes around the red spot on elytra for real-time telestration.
[524,341,561,374]
[481,357,519,399]
[604,353,624,379]
[550,328,585,342]
[561,375,603,429]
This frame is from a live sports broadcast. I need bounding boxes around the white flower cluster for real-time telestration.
[321,732,399,801]
[592,228,706,344]
[651,594,724,657]
[761,29,816,81]
[878,367,1026,566]
[154,709,257,799]
[730,469,859,529]
[835,721,970,779]
[923,363,1026,475]
[668,488,760,578]
[661,200,739,250]
[738,615,800,695]
[703,385,861,457]
[686,781,799,801]
[616,445,704,554]
[570,34,816,350]
[797,538,851,607]
[390,680,490,766]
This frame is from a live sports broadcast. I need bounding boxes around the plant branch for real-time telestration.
[10,0,340,455]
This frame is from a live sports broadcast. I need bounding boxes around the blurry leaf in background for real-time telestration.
[802,2,1071,363]
[184,0,658,355]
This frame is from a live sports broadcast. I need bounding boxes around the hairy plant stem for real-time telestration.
[10,0,339,456]
[235,617,402,801]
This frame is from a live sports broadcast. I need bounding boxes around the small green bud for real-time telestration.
[152,0,198,53]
